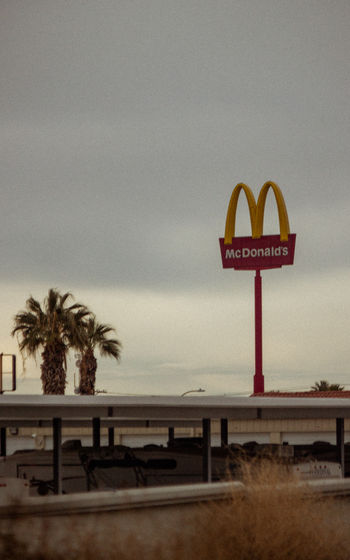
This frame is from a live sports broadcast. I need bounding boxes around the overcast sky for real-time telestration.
[1,1,349,396]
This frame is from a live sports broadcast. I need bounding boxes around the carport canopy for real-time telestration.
[0,394,349,492]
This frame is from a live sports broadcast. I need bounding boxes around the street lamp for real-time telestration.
[180,388,205,397]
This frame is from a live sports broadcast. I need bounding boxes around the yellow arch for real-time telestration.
[255,181,290,241]
[223,181,291,243]
[224,183,257,244]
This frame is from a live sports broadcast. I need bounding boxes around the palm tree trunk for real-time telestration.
[41,341,67,395]
[79,349,97,395]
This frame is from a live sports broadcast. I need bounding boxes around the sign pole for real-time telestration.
[254,269,264,393]
[219,182,295,395]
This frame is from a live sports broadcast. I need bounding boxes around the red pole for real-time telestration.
[254,269,264,394]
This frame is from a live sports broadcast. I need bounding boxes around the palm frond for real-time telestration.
[99,339,121,360]
[46,288,60,315]
[59,291,74,307]
[26,296,43,317]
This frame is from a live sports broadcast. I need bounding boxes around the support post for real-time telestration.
[202,418,211,482]
[107,407,114,447]
[92,417,101,450]
[220,418,228,447]
[336,418,345,477]
[108,427,114,447]
[0,428,6,457]
[254,269,264,393]
[12,355,16,392]
[53,417,62,495]
[168,426,175,446]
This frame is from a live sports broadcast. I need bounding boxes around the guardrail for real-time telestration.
[1,478,349,560]
[1,478,350,518]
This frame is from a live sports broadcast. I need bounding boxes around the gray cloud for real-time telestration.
[1,1,350,394]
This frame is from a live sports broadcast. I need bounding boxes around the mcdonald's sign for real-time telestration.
[219,181,296,270]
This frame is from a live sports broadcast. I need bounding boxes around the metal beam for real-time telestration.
[0,395,350,423]
[260,407,350,420]
[0,418,203,429]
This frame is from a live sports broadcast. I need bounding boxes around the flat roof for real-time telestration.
[1,394,350,425]
[253,391,350,399]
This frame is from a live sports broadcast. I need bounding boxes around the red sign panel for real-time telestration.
[219,234,296,270]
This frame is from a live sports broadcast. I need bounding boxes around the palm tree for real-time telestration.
[12,289,90,394]
[78,317,121,395]
[311,380,344,391]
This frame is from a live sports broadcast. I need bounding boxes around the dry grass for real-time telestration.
[1,460,350,560]
[186,460,350,560]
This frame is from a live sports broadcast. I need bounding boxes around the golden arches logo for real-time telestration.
[224,181,290,244]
